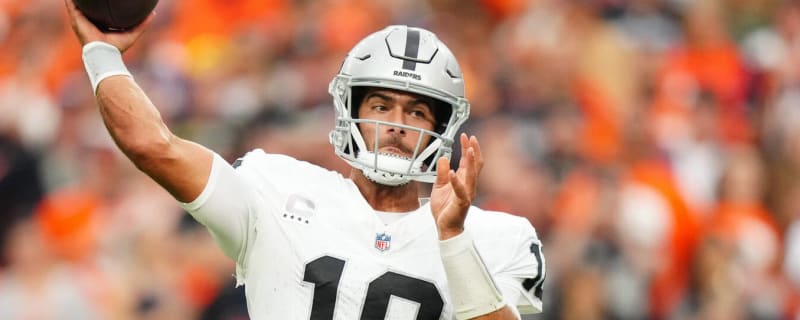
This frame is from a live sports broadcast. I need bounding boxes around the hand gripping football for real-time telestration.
[73,0,158,31]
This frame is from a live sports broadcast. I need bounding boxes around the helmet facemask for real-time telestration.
[328,26,470,186]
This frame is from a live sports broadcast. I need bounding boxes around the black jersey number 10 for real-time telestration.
[303,255,444,319]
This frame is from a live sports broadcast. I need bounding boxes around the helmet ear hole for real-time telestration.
[350,86,368,119]
[431,99,452,135]
[348,86,367,157]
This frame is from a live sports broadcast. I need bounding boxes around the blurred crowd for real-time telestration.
[1,0,800,319]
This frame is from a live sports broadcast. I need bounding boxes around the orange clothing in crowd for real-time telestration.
[166,0,290,43]
[657,43,752,144]
[479,0,528,21]
[317,0,386,54]
[34,187,102,262]
[550,168,602,236]
[626,160,701,318]
[574,79,622,165]
[706,202,782,272]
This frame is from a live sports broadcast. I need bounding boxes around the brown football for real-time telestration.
[73,0,158,31]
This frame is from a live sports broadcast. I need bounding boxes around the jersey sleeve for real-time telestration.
[469,211,546,315]
[495,227,546,315]
[179,149,345,285]
[179,152,258,264]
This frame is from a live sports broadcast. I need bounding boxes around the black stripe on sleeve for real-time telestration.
[523,242,545,300]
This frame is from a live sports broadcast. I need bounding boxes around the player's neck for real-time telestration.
[350,170,421,213]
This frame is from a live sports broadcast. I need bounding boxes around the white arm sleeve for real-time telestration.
[180,153,254,263]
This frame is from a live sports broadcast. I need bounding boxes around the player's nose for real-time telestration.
[385,108,406,135]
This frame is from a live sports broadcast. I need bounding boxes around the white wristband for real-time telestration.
[440,231,506,320]
[82,41,132,95]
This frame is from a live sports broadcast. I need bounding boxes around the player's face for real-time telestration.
[357,88,436,159]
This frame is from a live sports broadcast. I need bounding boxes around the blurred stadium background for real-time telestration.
[1,0,800,319]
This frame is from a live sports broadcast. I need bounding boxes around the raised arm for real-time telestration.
[64,0,212,202]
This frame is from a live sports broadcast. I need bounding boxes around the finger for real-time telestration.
[434,157,450,187]
[64,0,80,28]
[462,147,478,194]
[65,0,76,14]
[469,135,484,173]
[449,170,470,204]
[456,134,477,178]
[459,133,469,159]
[65,0,90,26]
[457,133,471,172]
[65,0,103,44]
[458,132,469,153]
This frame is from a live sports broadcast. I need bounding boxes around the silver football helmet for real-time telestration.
[328,25,470,186]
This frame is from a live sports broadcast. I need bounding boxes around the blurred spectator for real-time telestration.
[0,218,100,319]
[200,285,248,320]
[781,183,800,316]
[3,0,800,318]
[702,145,788,319]
[0,136,43,265]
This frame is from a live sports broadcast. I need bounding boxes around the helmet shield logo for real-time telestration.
[386,28,439,67]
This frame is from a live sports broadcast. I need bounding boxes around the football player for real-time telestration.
[65,0,546,319]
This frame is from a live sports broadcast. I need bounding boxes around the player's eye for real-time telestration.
[409,108,431,120]
[373,105,388,112]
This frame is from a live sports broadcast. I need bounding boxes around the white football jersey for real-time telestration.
[181,149,545,320]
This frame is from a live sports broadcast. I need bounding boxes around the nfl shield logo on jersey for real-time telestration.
[375,233,392,252]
